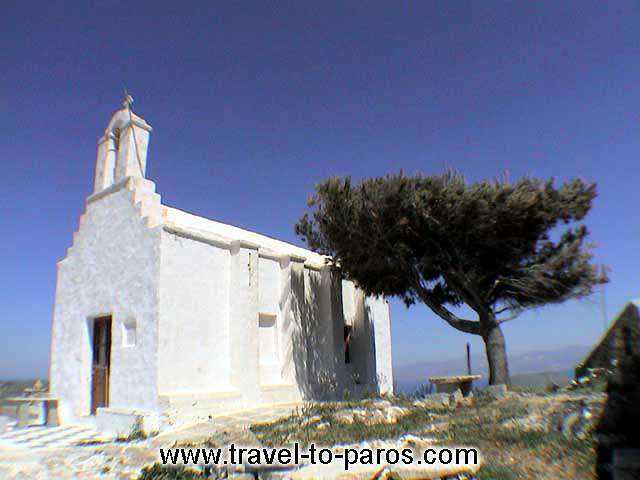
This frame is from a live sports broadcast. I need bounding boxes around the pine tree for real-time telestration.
[295,172,608,385]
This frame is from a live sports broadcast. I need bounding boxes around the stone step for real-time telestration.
[0,426,50,442]
[13,426,91,445]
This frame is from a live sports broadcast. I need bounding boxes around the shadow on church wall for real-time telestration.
[287,265,379,401]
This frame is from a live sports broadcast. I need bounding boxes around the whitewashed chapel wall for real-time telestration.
[50,180,162,423]
[365,295,393,393]
[157,232,231,394]
[258,257,284,385]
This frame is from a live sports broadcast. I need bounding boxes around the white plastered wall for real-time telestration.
[258,257,284,385]
[49,178,162,424]
[157,232,231,394]
[365,296,394,394]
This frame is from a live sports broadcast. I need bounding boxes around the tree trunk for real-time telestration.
[483,322,511,385]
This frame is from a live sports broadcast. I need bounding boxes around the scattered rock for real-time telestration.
[384,406,408,423]
[397,434,437,450]
[333,405,409,425]
[299,415,322,428]
[333,409,358,424]
[152,423,261,449]
[414,393,451,409]
[0,416,11,433]
[228,474,256,480]
[0,390,608,479]
[476,384,508,401]
[450,389,463,407]
[503,413,545,432]
[501,394,605,440]
[369,399,393,410]
[122,444,157,468]
[552,397,604,440]
[259,437,480,479]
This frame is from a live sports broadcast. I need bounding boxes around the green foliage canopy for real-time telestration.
[295,172,607,334]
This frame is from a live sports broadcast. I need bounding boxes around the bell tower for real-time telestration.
[93,95,152,193]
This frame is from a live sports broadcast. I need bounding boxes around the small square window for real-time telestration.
[122,320,137,347]
[258,313,277,363]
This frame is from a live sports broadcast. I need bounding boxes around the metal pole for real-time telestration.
[123,89,145,177]
[466,342,471,375]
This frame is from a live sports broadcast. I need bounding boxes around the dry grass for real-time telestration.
[250,395,597,479]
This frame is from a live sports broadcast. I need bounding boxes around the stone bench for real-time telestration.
[6,396,59,427]
[428,375,481,396]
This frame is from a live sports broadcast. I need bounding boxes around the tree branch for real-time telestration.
[442,269,487,317]
[372,225,483,335]
[496,312,520,323]
[413,284,482,335]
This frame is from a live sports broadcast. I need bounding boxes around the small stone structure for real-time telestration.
[575,300,640,379]
[5,381,58,428]
[48,98,393,434]
[570,299,640,479]
[595,323,640,479]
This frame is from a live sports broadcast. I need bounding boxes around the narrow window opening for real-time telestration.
[344,325,353,364]
[112,127,121,180]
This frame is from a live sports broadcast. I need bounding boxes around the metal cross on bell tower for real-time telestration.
[122,89,134,111]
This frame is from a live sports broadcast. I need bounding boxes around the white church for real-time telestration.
[49,98,393,433]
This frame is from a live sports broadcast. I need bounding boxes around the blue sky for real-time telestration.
[1,1,639,379]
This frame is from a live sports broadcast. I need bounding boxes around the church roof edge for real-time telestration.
[161,204,328,266]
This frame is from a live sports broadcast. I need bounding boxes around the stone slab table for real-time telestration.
[428,375,482,396]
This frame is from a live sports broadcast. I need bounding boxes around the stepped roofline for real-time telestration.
[89,99,328,268]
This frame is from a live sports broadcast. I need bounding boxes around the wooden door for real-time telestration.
[90,316,112,414]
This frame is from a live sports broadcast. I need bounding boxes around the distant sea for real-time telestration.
[393,345,589,394]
